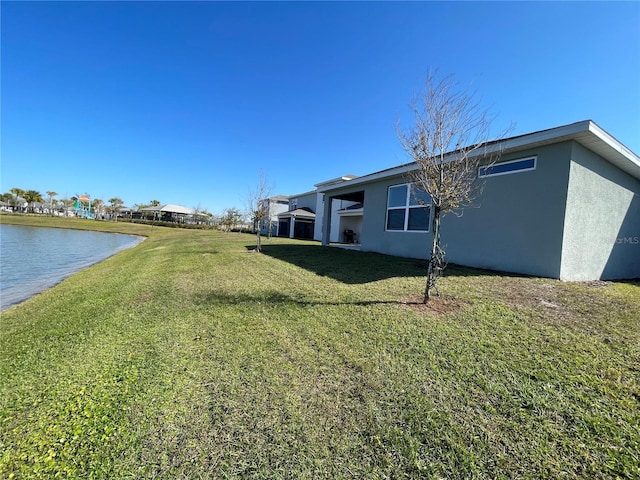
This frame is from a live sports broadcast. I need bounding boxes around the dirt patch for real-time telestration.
[400,294,465,315]
[474,277,565,312]
[134,293,153,304]
[580,280,612,288]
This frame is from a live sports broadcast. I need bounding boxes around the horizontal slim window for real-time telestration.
[478,156,536,178]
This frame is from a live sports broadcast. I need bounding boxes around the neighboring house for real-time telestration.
[259,195,289,236]
[277,191,317,239]
[275,175,360,241]
[316,120,640,281]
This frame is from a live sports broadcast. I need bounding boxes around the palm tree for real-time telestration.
[46,191,58,216]
[0,192,13,204]
[149,199,161,207]
[108,197,124,221]
[23,190,43,213]
[9,188,26,212]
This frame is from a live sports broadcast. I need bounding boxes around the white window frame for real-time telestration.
[385,183,431,232]
[478,156,537,178]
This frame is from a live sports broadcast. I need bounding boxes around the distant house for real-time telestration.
[259,195,289,236]
[316,121,640,281]
[277,191,317,239]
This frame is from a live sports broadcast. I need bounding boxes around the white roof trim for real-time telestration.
[314,174,359,188]
[316,120,640,193]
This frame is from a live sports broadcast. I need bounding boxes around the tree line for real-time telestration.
[1,187,251,232]
[0,188,128,218]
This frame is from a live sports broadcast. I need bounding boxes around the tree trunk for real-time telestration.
[424,205,441,303]
[256,229,262,252]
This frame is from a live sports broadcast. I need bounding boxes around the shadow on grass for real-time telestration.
[256,244,426,285]
[256,243,525,284]
[192,289,412,307]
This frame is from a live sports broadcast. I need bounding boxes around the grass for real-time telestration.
[1,215,639,479]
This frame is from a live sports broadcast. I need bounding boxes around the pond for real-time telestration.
[0,224,143,310]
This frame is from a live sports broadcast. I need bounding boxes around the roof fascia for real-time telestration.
[314,175,359,188]
[289,189,318,198]
[317,121,640,192]
[587,121,640,172]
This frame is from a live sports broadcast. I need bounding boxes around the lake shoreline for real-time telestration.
[0,220,145,311]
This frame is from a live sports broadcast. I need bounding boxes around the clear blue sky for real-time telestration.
[2,1,639,215]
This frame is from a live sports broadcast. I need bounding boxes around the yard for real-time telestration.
[1,216,638,478]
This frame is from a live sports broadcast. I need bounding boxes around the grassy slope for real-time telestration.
[1,215,639,479]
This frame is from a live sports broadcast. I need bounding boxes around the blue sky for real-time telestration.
[2,1,639,215]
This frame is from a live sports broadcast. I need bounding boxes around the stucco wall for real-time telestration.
[440,142,572,278]
[358,177,431,258]
[324,142,574,278]
[560,142,640,280]
[290,192,316,211]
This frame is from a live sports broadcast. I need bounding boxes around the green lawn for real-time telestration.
[1,215,639,479]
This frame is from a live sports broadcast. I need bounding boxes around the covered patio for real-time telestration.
[324,190,364,246]
[277,208,316,239]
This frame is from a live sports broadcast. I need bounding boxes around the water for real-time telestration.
[0,224,144,310]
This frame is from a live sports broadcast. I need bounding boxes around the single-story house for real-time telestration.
[316,120,640,281]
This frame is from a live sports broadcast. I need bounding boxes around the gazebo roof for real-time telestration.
[141,204,194,215]
[160,204,194,215]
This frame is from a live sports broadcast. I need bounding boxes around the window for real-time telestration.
[478,156,536,178]
[386,184,431,231]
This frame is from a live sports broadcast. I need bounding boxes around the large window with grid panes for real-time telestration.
[385,183,431,231]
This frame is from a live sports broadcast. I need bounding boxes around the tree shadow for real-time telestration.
[256,243,526,284]
[256,244,426,285]
[192,289,411,308]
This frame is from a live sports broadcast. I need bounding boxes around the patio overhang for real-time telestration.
[277,207,316,221]
[331,191,364,203]
[337,202,364,217]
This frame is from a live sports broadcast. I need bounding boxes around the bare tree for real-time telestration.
[246,171,273,252]
[192,203,203,225]
[397,72,511,303]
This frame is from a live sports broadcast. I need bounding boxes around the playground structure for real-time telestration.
[74,194,94,219]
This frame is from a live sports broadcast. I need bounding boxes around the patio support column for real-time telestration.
[322,196,333,246]
[289,216,295,238]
